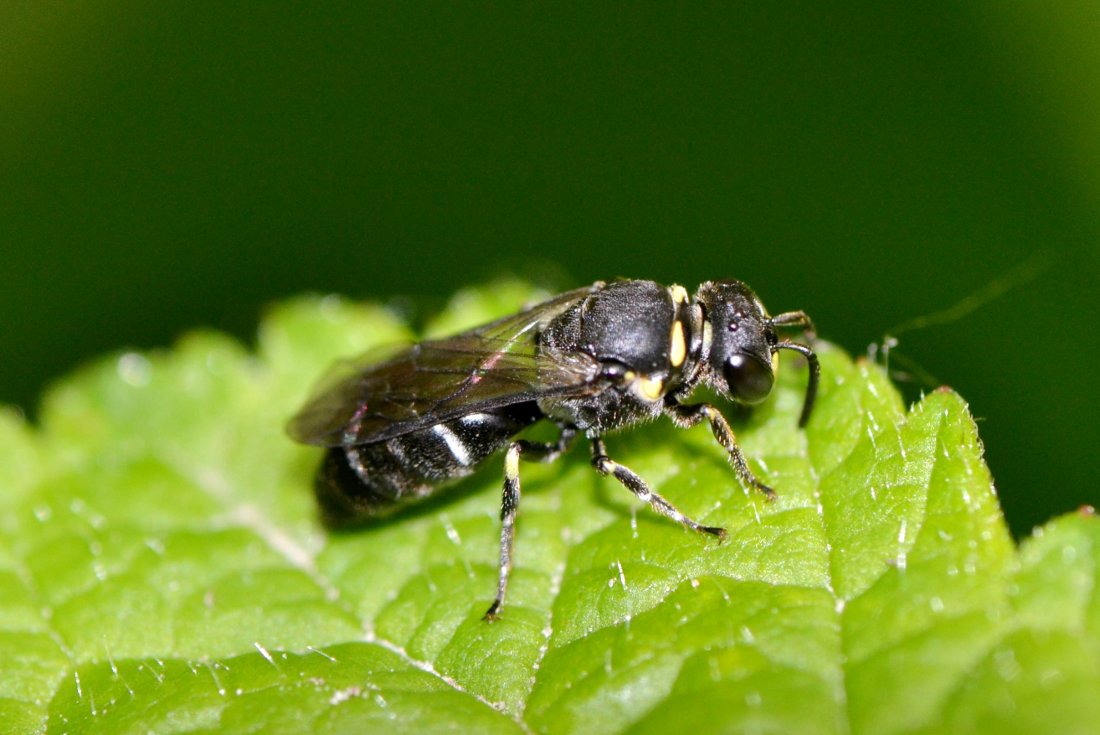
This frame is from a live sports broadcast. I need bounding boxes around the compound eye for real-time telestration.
[724,354,774,404]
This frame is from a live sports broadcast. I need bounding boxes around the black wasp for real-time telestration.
[288,279,819,620]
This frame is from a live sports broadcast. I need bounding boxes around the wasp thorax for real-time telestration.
[695,280,778,405]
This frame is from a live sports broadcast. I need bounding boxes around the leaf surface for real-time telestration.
[1,282,1096,734]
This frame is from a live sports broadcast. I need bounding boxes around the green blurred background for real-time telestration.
[3,4,1097,537]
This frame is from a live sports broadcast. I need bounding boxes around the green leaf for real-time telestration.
[2,281,1097,734]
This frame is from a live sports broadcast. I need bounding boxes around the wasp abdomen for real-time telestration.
[314,403,542,527]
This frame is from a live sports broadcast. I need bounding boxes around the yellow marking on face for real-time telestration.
[772,350,780,373]
[637,375,664,401]
[669,320,687,367]
[669,284,689,304]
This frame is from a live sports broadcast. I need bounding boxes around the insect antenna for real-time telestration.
[770,309,816,339]
[775,341,819,427]
[768,309,820,428]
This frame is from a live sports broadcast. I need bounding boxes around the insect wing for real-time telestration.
[287,286,602,447]
[285,343,415,444]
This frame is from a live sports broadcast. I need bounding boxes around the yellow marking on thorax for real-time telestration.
[669,284,689,304]
[669,320,687,367]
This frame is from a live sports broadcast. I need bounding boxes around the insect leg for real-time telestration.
[665,402,776,498]
[589,435,726,540]
[483,427,577,621]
